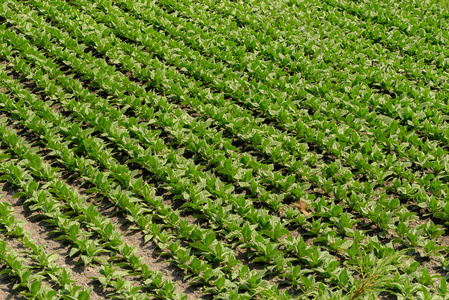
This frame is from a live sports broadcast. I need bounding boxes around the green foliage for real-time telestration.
[0,0,447,298]
[437,0,449,7]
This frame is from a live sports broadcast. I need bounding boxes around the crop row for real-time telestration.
[0,0,448,298]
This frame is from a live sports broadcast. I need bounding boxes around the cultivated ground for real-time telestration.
[0,0,448,299]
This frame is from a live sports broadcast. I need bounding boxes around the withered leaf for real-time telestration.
[292,201,310,217]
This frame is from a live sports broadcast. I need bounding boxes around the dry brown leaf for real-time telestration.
[292,201,310,216]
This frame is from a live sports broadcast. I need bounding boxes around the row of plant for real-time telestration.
[12,0,428,197]
[0,102,185,299]
[60,0,449,189]
[1,43,439,299]
[157,0,449,107]
[129,0,449,191]
[4,22,444,300]
[0,198,92,299]
[0,14,412,300]
[154,0,448,155]
[1,46,342,299]
[0,233,60,299]
[189,0,449,76]
[0,53,294,297]
[0,55,444,298]
[0,0,402,266]
[7,0,448,274]
[18,0,449,254]
[1,0,446,296]
[61,0,449,229]
[325,0,448,45]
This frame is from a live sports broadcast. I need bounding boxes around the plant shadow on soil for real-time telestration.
[0,181,116,299]
[0,178,213,299]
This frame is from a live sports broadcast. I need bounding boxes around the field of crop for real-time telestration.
[0,0,449,299]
